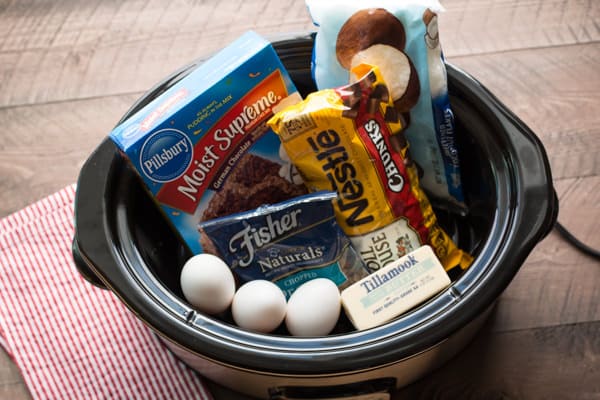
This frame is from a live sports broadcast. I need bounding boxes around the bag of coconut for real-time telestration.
[268,64,472,272]
[306,0,466,211]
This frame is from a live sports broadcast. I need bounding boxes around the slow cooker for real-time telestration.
[72,33,558,399]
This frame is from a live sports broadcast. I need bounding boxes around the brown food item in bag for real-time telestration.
[199,153,307,255]
[201,153,307,221]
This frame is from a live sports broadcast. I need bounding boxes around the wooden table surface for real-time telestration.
[1,0,598,399]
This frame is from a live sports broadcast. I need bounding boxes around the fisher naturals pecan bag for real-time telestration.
[268,64,472,272]
[306,0,466,211]
[200,191,369,298]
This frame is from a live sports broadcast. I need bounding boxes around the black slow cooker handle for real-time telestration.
[72,237,107,289]
[489,79,558,242]
[72,138,125,291]
[447,64,558,244]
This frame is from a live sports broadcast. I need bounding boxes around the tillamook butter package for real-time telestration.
[269,64,472,272]
[110,31,305,254]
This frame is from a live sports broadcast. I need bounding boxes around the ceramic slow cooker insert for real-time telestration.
[72,33,558,399]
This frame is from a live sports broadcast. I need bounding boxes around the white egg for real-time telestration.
[285,278,341,337]
[231,280,287,333]
[180,254,235,315]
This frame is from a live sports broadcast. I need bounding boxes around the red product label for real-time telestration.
[349,88,429,245]
[156,70,289,213]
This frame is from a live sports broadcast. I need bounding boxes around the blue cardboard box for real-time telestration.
[109,31,302,254]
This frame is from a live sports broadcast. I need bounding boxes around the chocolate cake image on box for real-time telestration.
[199,153,307,254]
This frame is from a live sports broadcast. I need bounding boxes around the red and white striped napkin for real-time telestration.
[0,185,213,400]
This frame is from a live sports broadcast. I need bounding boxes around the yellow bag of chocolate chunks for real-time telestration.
[268,64,472,272]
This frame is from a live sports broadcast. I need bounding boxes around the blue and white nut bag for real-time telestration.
[199,191,369,299]
[306,0,465,210]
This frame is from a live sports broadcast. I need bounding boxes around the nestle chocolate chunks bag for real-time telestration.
[199,191,369,298]
[268,64,472,272]
[306,0,466,211]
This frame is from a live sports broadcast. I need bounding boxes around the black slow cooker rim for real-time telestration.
[73,33,557,375]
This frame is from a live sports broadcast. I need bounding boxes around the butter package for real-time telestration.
[341,245,450,330]
[306,0,466,210]
[268,64,472,272]
[200,191,369,298]
[109,31,305,254]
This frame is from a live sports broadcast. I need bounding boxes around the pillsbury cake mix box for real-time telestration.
[109,31,305,254]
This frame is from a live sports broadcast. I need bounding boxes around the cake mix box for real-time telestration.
[109,31,305,254]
